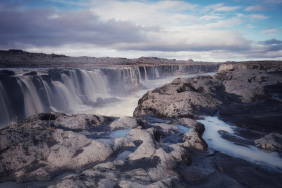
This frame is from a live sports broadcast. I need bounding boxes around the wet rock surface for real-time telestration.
[1,112,282,188]
[1,62,282,188]
[0,113,192,187]
[134,62,282,134]
[0,113,114,183]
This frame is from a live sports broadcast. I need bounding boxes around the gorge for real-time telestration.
[0,50,282,188]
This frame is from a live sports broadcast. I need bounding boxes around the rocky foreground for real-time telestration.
[1,61,282,187]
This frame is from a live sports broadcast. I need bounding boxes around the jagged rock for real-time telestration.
[254,133,282,151]
[54,114,114,130]
[134,76,221,119]
[180,129,208,150]
[216,68,282,102]
[48,174,87,188]
[109,116,140,130]
[175,118,207,150]
[178,166,215,185]
[0,113,113,182]
[47,138,189,187]
[178,118,205,134]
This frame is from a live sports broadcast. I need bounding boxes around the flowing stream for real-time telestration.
[1,69,282,187]
[198,116,282,169]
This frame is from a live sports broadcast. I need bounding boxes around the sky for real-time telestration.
[0,0,282,61]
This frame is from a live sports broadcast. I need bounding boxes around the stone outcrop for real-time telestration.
[254,133,282,151]
[1,61,282,188]
[133,75,222,119]
[0,113,114,183]
[134,62,282,134]
[218,61,282,72]
[178,118,207,150]
[0,113,191,186]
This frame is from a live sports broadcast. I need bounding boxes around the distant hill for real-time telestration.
[0,49,218,68]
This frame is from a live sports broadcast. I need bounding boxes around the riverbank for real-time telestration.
[1,61,282,187]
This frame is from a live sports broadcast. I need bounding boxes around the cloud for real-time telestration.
[249,14,268,20]
[245,4,267,11]
[0,0,281,61]
[0,9,155,48]
[259,39,282,45]
[247,24,255,28]
[115,30,251,52]
[261,28,278,34]
[201,3,241,13]
[200,15,222,20]
[91,0,198,27]
[258,39,282,52]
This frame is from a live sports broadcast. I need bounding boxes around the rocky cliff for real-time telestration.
[1,61,282,188]
[134,61,282,133]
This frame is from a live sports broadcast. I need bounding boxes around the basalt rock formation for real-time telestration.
[134,61,282,134]
[1,61,282,188]
[0,113,193,186]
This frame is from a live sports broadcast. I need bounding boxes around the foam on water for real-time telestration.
[198,116,282,168]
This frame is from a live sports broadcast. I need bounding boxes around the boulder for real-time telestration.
[109,116,140,130]
[134,76,221,119]
[0,113,113,182]
[254,133,282,151]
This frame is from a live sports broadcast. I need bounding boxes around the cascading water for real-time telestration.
[0,64,218,128]
[0,69,112,127]
[17,76,45,117]
[154,67,160,78]
[0,82,10,126]
[144,66,148,81]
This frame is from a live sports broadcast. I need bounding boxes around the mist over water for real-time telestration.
[0,65,216,128]
[85,72,215,117]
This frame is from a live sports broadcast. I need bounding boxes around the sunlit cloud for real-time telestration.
[245,4,266,11]
[201,3,241,13]
[0,0,281,61]
[249,14,268,20]
[262,28,278,34]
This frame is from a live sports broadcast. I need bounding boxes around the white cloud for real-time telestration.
[200,15,222,20]
[262,28,278,34]
[2,0,282,61]
[249,14,268,20]
[91,0,198,27]
[247,24,255,28]
[201,3,241,13]
[245,4,266,11]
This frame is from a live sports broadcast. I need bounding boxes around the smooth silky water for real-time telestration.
[84,72,215,117]
[198,116,282,169]
[1,69,282,187]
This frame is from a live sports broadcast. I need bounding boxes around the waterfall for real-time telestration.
[155,67,160,78]
[0,82,10,126]
[144,66,148,81]
[0,64,218,128]
[178,65,183,73]
[17,76,45,118]
[0,69,112,127]
[137,67,142,82]
[79,69,110,102]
